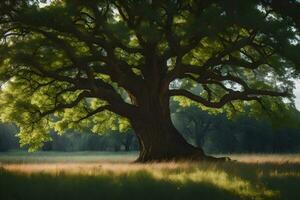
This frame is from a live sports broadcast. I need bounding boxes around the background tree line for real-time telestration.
[1,101,300,153]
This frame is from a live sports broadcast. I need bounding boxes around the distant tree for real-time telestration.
[120,131,136,151]
[172,104,214,148]
[0,0,299,162]
[0,124,18,151]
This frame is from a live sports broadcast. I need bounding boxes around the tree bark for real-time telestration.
[129,92,212,162]
[131,117,207,162]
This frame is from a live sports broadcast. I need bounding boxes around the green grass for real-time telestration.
[0,151,138,163]
[0,152,300,200]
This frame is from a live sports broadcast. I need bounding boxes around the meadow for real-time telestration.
[0,152,300,200]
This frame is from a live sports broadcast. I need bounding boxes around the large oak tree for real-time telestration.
[0,0,299,162]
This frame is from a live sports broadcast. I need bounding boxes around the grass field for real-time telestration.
[0,152,300,200]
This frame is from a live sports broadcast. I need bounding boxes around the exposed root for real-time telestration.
[134,152,232,163]
[205,155,232,162]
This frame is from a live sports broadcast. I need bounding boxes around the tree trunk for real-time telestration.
[124,145,130,151]
[129,92,209,162]
[131,118,207,162]
[127,85,230,162]
[123,134,133,151]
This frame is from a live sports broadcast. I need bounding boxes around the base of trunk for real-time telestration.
[134,146,231,163]
[135,156,231,163]
[131,109,231,163]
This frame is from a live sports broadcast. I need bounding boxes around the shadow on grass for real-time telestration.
[210,162,300,200]
[0,162,300,200]
[0,168,252,200]
[262,176,300,200]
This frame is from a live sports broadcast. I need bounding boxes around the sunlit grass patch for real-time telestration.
[269,171,300,177]
[229,154,300,164]
[0,151,138,164]
[152,168,277,199]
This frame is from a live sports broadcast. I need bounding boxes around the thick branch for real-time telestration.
[169,87,288,108]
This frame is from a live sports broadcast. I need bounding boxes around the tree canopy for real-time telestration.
[0,0,299,160]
